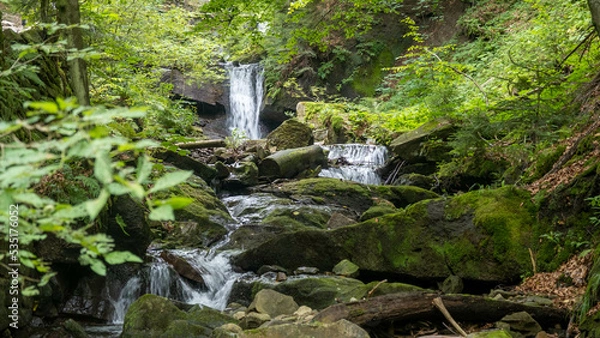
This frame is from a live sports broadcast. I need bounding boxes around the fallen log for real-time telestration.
[313,292,568,328]
[259,145,327,178]
[176,139,226,149]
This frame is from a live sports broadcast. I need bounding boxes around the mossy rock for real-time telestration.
[332,259,360,278]
[268,277,370,310]
[235,186,538,283]
[266,119,314,151]
[262,206,331,229]
[389,118,456,162]
[187,305,238,329]
[360,205,397,222]
[155,176,231,247]
[364,281,424,297]
[122,294,188,338]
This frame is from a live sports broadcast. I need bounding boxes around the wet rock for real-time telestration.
[211,323,243,337]
[257,265,289,275]
[441,275,464,294]
[266,119,313,151]
[226,161,259,187]
[159,251,205,286]
[242,319,369,338]
[332,259,360,278]
[248,289,299,317]
[496,311,542,338]
[262,205,331,230]
[326,212,357,229]
[294,267,319,275]
[259,145,326,179]
[276,272,288,282]
[270,277,367,310]
[240,312,271,329]
[62,319,88,338]
[214,161,230,179]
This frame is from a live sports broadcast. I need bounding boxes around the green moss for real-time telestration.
[375,185,440,208]
[360,205,397,222]
[263,206,331,229]
[351,48,395,97]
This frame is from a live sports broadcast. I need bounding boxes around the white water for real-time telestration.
[319,144,389,185]
[110,250,241,325]
[227,63,264,140]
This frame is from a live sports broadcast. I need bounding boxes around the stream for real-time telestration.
[83,63,389,337]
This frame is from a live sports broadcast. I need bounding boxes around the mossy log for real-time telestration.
[313,293,568,328]
[259,145,327,178]
[176,139,226,149]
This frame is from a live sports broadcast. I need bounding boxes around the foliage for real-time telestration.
[81,0,223,140]
[0,98,194,294]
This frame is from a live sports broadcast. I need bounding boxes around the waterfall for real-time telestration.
[319,144,389,185]
[227,63,264,140]
[110,250,241,325]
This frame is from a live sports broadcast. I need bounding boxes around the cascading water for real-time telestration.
[227,63,264,140]
[109,250,241,326]
[319,144,388,185]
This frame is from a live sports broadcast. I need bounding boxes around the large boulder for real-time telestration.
[265,119,313,151]
[122,295,237,338]
[248,289,299,317]
[106,195,152,257]
[160,68,227,115]
[234,186,538,284]
[389,118,455,162]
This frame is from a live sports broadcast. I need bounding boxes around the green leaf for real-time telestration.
[22,286,40,297]
[94,152,113,184]
[104,251,143,265]
[154,197,194,210]
[149,204,175,221]
[149,170,192,194]
[85,189,110,220]
[25,101,59,114]
[136,156,153,184]
[90,259,107,276]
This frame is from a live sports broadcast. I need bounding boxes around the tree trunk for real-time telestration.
[56,0,90,106]
[259,145,327,178]
[313,293,568,328]
[589,0,600,35]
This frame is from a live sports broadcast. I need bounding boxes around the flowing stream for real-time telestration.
[227,63,264,140]
[319,144,388,185]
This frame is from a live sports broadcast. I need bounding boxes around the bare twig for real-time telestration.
[367,279,388,298]
[432,297,468,337]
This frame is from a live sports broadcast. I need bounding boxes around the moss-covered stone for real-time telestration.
[359,205,397,222]
[389,118,455,161]
[187,305,238,329]
[271,277,369,310]
[262,206,331,229]
[155,176,231,247]
[332,259,360,278]
[122,295,238,338]
[266,119,313,151]
[122,294,187,338]
[235,186,538,283]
